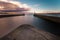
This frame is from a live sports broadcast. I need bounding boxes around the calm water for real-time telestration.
[0,14,60,37]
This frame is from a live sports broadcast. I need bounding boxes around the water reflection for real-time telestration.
[0,14,60,37]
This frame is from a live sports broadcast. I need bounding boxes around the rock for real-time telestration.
[1,24,60,40]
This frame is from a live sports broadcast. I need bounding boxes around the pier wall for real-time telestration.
[34,13,60,23]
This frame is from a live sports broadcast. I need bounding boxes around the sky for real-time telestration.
[0,0,60,13]
[18,0,60,13]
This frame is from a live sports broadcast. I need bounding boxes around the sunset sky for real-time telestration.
[0,0,60,13]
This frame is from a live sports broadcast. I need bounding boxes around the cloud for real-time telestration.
[0,0,31,12]
[0,0,46,13]
[0,0,13,1]
[0,0,30,8]
[0,0,42,13]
